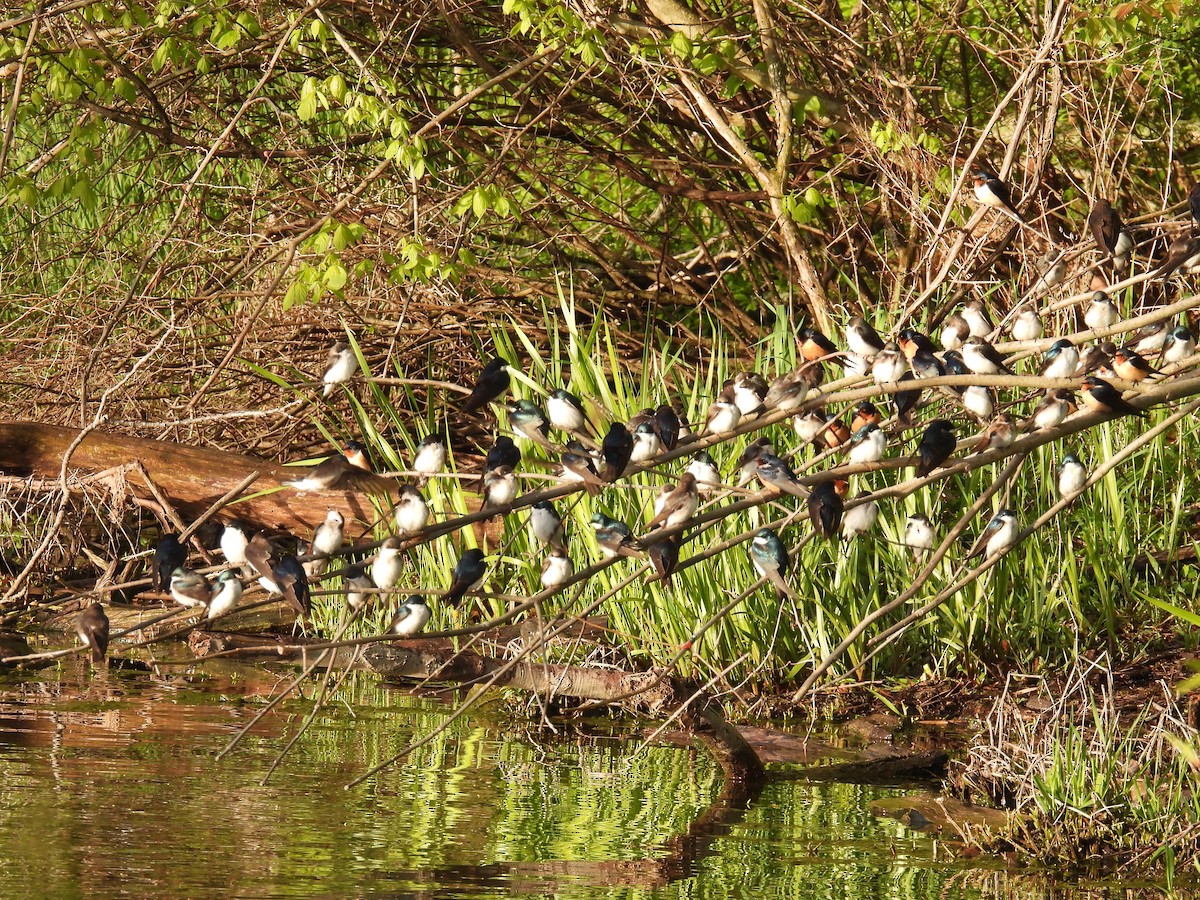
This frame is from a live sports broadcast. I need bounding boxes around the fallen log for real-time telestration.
[0,420,396,535]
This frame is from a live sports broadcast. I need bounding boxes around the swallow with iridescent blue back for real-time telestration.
[846,423,886,465]
[444,549,487,604]
[1039,340,1080,380]
[389,595,430,636]
[686,451,722,495]
[546,388,596,439]
[529,500,565,548]
[755,452,808,497]
[648,537,681,583]
[850,401,882,434]
[590,513,642,558]
[629,421,662,464]
[1057,454,1086,497]
[601,422,634,481]
[915,419,956,477]
[749,529,800,599]
[477,436,521,491]
[461,357,510,412]
[153,534,187,593]
[506,399,552,447]
[654,404,681,450]
[966,509,1018,560]
[170,567,211,611]
[207,570,242,620]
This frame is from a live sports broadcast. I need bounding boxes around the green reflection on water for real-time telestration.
[0,661,1118,899]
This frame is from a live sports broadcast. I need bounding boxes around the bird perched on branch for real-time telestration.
[410,433,446,486]
[1057,455,1087,497]
[973,171,1024,222]
[846,316,885,358]
[749,529,799,599]
[506,399,551,447]
[170,567,211,611]
[208,570,242,620]
[322,341,358,397]
[1088,198,1124,260]
[1080,376,1146,419]
[153,534,187,593]
[1111,347,1163,383]
[967,510,1018,560]
[540,545,574,591]
[590,513,641,559]
[394,485,429,537]
[546,388,595,439]
[808,479,848,539]
[841,492,878,541]
[601,423,634,481]
[461,357,511,412]
[444,549,487,604]
[371,537,404,592]
[646,473,699,531]
[389,595,430,637]
[915,419,957,477]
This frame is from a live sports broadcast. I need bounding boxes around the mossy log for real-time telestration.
[0,420,396,535]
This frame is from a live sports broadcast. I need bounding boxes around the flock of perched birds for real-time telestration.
[71,171,1200,667]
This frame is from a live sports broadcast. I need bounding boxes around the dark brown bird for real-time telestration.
[1088,198,1123,257]
[75,603,110,665]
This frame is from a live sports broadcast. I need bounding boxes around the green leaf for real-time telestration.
[324,262,348,291]
[282,281,307,310]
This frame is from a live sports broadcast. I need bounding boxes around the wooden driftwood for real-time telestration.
[0,420,397,535]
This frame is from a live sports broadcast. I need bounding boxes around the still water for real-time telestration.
[0,658,1107,898]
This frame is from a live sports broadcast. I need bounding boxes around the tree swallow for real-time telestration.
[170,567,211,610]
[220,521,249,569]
[1040,340,1080,380]
[1084,291,1119,331]
[1164,326,1196,364]
[962,338,1012,375]
[322,342,358,397]
[559,443,604,494]
[686,451,722,495]
[411,433,447,486]
[546,388,595,439]
[973,171,1023,222]
[461,357,511,412]
[892,373,922,426]
[1025,388,1076,431]
[1132,321,1169,356]
[75,603,110,665]
[655,405,682,450]
[967,509,1018,560]
[915,419,956,477]
[702,386,742,437]
[648,537,681,583]
[207,570,242,620]
[872,342,908,384]
[647,473,699,530]
[1057,454,1087,497]
[601,422,634,481]
[794,410,829,445]
[846,423,886,465]
[344,565,374,611]
[540,545,574,591]
[749,528,799,599]
[736,437,773,486]
[481,435,521,479]
[846,316,885,357]
[246,532,282,594]
[305,509,344,577]
[962,300,994,338]
[961,385,995,422]
[481,465,519,511]
[444,548,487,604]
[910,347,945,381]
[529,500,565,548]
[153,534,187,593]
[1080,376,1145,419]
[629,421,662,463]
[841,491,878,541]
[1009,304,1043,342]
[732,372,769,418]
[973,413,1016,453]
[755,452,808,497]
[389,595,431,636]
[1111,347,1162,383]
[904,515,936,558]
[371,537,404,591]
[808,478,848,539]
[590,513,641,558]
[506,399,552,447]
[940,313,971,352]
[394,485,430,536]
